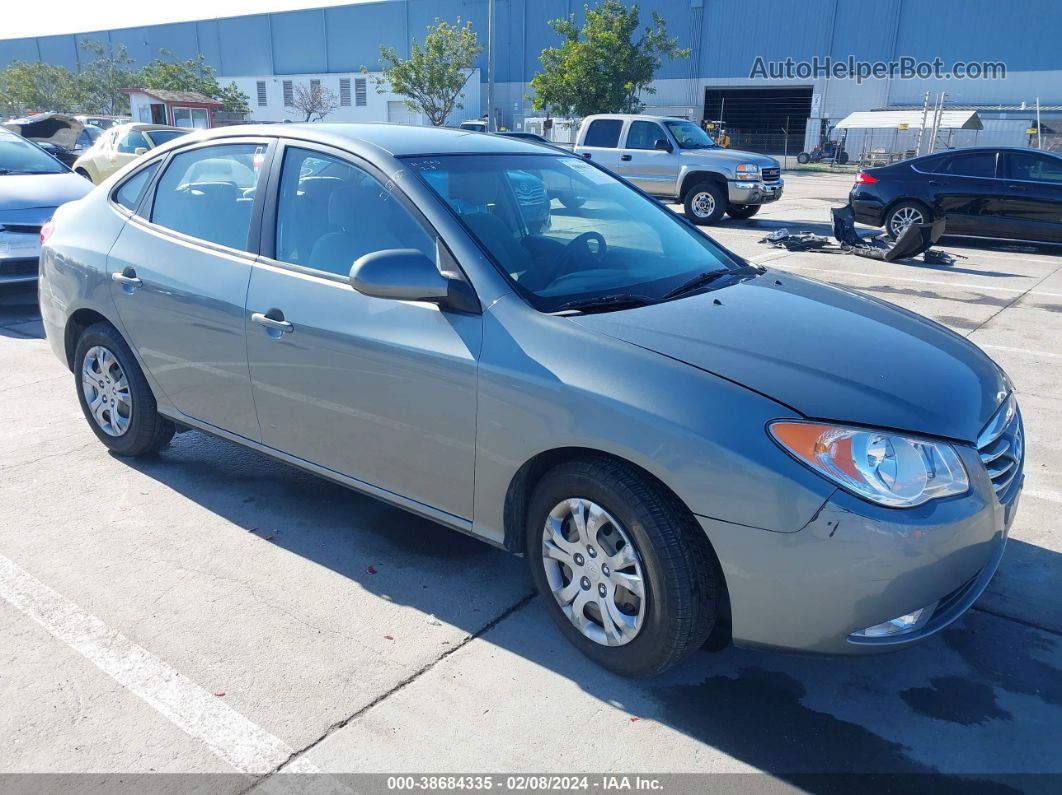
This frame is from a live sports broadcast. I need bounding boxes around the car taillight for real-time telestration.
[854,172,879,185]
[40,220,56,245]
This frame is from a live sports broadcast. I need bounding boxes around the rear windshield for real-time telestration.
[145,129,190,147]
[0,136,67,174]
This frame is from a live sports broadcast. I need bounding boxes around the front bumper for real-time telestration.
[728,179,783,205]
[0,232,42,284]
[698,444,1020,655]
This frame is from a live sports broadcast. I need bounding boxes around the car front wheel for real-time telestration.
[683,181,727,225]
[526,457,720,676]
[74,322,174,456]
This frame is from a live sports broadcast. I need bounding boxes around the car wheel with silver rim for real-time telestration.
[885,201,930,239]
[73,321,175,456]
[526,457,721,676]
[683,180,726,225]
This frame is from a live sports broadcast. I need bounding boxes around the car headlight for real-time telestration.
[736,163,761,181]
[769,421,969,508]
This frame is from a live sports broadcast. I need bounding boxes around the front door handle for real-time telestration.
[251,311,293,334]
[111,268,142,289]
[620,154,632,161]
[1007,184,1027,192]
[582,152,591,159]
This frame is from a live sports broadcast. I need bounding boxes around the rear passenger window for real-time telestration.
[151,144,264,251]
[114,162,160,213]
[274,147,434,276]
[584,119,623,148]
[940,152,997,178]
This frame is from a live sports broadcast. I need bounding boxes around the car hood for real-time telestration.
[681,148,778,168]
[3,113,83,150]
[0,172,93,217]
[571,272,1007,443]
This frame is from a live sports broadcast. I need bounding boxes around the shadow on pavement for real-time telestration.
[108,427,1062,786]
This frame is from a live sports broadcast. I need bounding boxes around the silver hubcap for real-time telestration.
[890,206,924,236]
[81,346,132,437]
[541,498,646,646]
[691,191,716,218]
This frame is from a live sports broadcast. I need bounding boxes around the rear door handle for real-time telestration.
[111,268,142,289]
[1007,184,1027,191]
[620,154,632,161]
[582,152,591,159]
[251,311,293,334]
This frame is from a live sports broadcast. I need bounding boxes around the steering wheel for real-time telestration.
[554,231,607,278]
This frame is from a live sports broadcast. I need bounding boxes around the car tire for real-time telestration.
[884,200,932,240]
[725,204,760,220]
[796,152,811,165]
[836,151,850,165]
[526,457,720,677]
[683,181,727,225]
[74,322,174,456]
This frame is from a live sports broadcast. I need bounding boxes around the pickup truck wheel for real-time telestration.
[725,204,760,220]
[683,182,726,225]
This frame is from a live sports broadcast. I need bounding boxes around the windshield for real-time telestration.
[0,136,68,174]
[144,129,189,147]
[408,154,741,312]
[664,121,719,150]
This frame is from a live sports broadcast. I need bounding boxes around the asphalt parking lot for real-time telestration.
[1,171,1059,788]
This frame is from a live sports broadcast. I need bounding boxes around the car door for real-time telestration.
[930,151,1007,236]
[107,139,272,440]
[578,118,625,174]
[113,129,150,173]
[618,120,678,195]
[245,143,481,521]
[1000,150,1062,242]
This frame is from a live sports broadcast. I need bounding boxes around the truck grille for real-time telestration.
[761,167,780,182]
[977,395,1023,502]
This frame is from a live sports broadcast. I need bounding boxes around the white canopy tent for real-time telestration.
[836,110,984,130]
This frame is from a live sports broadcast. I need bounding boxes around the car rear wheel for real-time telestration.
[74,322,174,456]
[683,181,727,225]
[526,457,719,676]
[725,204,760,220]
[885,201,931,239]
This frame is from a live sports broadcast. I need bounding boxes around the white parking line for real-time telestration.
[0,552,317,775]
[977,343,1062,361]
[772,263,1062,299]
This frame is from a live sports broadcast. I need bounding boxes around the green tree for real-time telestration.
[218,81,250,114]
[76,39,136,116]
[530,0,688,118]
[138,52,221,98]
[0,60,80,116]
[370,17,482,126]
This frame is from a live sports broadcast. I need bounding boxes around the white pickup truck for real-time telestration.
[573,114,783,225]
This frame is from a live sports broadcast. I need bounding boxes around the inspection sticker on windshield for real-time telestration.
[560,158,613,184]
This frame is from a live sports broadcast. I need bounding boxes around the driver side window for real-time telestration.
[626,121,666,150]
[274,147,434,277]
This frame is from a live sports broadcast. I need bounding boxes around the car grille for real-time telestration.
[977,395,1024,502]
[761,167,780,182]
[515,182,546,205]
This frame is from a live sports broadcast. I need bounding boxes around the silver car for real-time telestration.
[40,125,1023,676]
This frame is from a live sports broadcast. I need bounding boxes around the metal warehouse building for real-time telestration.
[2,0,1060,154]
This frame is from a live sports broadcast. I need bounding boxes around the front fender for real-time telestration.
[471,296,836,546]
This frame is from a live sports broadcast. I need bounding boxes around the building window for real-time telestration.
[310,79,321,93]
[256,81,267,107]
[339,78,351,107]
[355,78,367,107]
[283,80,294,107]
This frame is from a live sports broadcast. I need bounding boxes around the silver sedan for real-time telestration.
[39,124,1022,676]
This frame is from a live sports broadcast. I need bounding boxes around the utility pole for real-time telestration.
[915,91,930,156]
[487,0,496,131]
[1037,97,1043,149]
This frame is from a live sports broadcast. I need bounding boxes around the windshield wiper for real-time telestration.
[552,293,658,314]
[661,265,763,301]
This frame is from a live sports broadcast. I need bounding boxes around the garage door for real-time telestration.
[387,101,417,126]
[703,86,813,154]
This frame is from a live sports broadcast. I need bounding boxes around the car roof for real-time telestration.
[583,114,689,123]
[184,122,561,157]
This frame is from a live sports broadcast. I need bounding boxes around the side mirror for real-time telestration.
[653,138,672,152]
[349,248,480,313]
[134,147,148,156]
